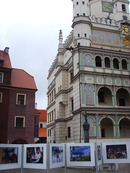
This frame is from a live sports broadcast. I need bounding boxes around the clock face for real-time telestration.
[102,2,113,13]
[121,24,130,36]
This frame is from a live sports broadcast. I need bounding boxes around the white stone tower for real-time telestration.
[72,0,92,46]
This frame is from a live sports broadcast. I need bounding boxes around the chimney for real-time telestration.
[4,47,9,54]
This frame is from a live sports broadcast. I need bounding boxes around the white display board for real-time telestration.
[67,143,95,167]
[0,144,22,170]
[96,143,102,166]
[102,142,130,164]
[50,144,65,169]
[23,144,47,169]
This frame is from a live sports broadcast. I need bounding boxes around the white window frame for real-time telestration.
[16,93,26,105]
[0,72,4,83]
[0,92,3,103]
[14,116,25,128]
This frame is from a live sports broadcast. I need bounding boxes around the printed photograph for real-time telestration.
[106,144,127,159]
[52,146,63,164]
[97,145,101,161]
[26,147,43,163]
[0,147,18,164]
[70,146,91,161]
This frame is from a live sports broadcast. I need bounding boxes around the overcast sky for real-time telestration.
[0,0,73,109]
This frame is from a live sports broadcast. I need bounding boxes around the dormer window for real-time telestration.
[0,72,4,83]
[16,93,26,105]
[122,4,126,12]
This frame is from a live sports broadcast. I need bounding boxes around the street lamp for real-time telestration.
[83,111,90,143]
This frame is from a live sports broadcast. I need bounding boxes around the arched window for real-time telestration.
[122,4,126,12]
[105,57,110,68]
[113,58,119,69]
[122,59,127,70]
[95,56,102,67]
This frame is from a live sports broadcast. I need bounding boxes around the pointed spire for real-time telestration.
[59,30,63,45]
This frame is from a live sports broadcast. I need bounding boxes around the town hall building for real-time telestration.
[47,0,130,143]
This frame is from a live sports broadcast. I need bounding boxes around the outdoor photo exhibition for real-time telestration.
[0,142,130,172]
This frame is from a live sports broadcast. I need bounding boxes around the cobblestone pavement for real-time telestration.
[0,164,130,173]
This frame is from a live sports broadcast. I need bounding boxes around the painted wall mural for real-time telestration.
[88,117,95,136]
[86,85,94,105]
[92,31,122,46]
[84,54,93,66]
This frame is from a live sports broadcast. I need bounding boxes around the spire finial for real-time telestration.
[59,30,63,45]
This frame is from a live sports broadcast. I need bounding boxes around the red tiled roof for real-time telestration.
[37,109,47,122]
[39,128,47,137]
[11,68,37,90]
[0,50,12,68]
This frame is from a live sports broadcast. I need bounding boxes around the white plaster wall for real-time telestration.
[48,68,56,86]
[73,52,79,76]
[73,113,81,142]
[73,0,90,17]
[73,79,80,110]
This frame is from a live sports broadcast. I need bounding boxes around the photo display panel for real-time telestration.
[102,142,130,164]
[66,143,95,167]
[23,144,47,169]
[96,143,102,166]
[50,144,65,169]
[0,144,22,170]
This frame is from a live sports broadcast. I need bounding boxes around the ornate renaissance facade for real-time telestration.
[47,0,130,143]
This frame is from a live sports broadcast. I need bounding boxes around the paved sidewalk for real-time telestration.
[0,164,130,173]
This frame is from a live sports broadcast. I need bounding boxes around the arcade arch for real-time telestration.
[100,117,114,138]
[98,87,112,105]
[119,118,130,138]
[116,88,129,106]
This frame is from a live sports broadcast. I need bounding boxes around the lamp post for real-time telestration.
[83,111,90,143]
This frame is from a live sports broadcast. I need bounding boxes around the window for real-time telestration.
[68,127,71,138]
[40,123,43,128]
[98,91,104,103]
[16,93,26,105]
[101,128,105,138]
[0,60,4,66]
[123,16,127,20]
[78,34,80,37]
[14,116,25,128]
[76,2,79,5]
[0,92,2,103]
[119,98,125,106]
[113,58,119,69]
[105,57,110,68]
[0,72,4,83]
[122,4,126,12]
[71,98,74,111]
[95,56,102,67]
[122,59,127,70]
[82,1,85,4]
